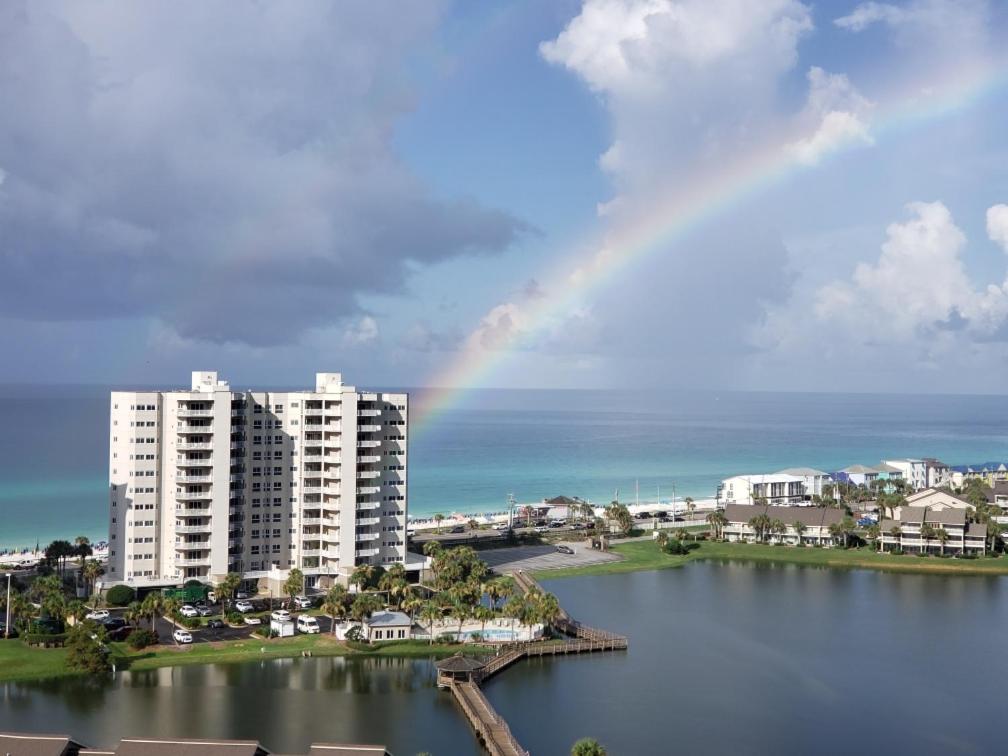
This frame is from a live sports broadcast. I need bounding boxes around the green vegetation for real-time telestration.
[571,738,608,756]
[106,584,135,606]
[535,538,1008,579]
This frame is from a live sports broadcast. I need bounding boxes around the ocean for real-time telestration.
[2,386,1008,550]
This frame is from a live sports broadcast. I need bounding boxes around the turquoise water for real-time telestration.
[2,386,1008,549]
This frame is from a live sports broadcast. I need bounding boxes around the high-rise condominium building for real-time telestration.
[107,371,407,590]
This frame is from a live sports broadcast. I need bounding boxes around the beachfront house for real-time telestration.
[950,462,1008,489]
[833,463,904,490]
[882,459,928,490]
[983,481,1008,511]
[903,488,973,511]
[362,610,413,642]
[878,506,986,555]
[718,469,830,506]
[722,504,844,546]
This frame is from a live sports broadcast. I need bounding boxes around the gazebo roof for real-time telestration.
[434,654,485,673]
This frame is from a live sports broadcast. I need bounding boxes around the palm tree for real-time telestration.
[571,737,607,756]
[74,536,92,569]
[770,519,787,545]
[888,525,902,553]
[684,497,695,520]
[655,531,669,550]
[792,521,807,546]
[434,513,445,534]
[986,517,1000,554]
[140,592,163,631]
[322,584,347,634]
[419,601,442,646]
[162,597,182,633]
[65,599,87,625]
[124,601,144,628]
[282,568,304,609]
[919,523,936,555]
[866,523,881,551]
[706,511,727,540]
[402,591,424,624]
[748,514,771,543]
[936,527,950,557]
[218,572,242,610]
[473,605,495,641]
[82,560,104,598]
[502,594,524,637]
[827,522,843,547]
[350,564,375,593]
[535,592,561,629]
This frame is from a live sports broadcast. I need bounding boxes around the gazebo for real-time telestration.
[435,654,486,687]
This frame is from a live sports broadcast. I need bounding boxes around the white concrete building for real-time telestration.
[882,459,928,490]
[718,468,830,506]
[107,371,408,590]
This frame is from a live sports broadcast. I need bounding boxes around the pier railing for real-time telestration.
[452,681,530,756]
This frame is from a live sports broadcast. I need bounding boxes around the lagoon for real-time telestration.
[2,562,1006,754]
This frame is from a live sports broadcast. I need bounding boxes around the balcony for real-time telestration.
[355,531,379,542]
[177,458,212,468]
[178,424,213,434]
[175,524,212,534]
[356,516,380,527]
[178,408,214,418]
[302,453,323,462]
[301,517,323,526]
[357,547,379,558]
[304,408,324,416]
[358,424,381,433]
[302,485,323,494]
[175,490,212,501]
[357,486,380,495]
[357,440,380,449]
[177,474,213,484]
[175,555,211,566]
[356,500,380,511]
[358,408,381,418]
[358,454,381,464]
[177,442,213,451]
[301,548,322,557]
[356,470,380,480]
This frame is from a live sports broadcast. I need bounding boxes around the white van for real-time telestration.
[297,615,320,634]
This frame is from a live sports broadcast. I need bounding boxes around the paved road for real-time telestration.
[154,611,335,645]
[480,544,621,574]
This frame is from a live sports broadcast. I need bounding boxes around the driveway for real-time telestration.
[479,543,622,574]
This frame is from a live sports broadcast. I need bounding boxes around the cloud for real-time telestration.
[788,67,874,165]
[756,202,1008,365]
[342,316,379,346]
[988,204,1008,252]
[0,1,526,346]
[834,2,905,31]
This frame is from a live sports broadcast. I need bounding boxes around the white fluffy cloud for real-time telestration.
[788,67,874,165]
[757,202,1008,369]
[834,2,906,31]
[987,205,1008,253]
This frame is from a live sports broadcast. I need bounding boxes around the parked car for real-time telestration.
[656,511,671,520]
[635,511,652,520]
[296,615,320,634]
[534,525,549,533]
[450,525,465,534]
[102,616,128,630]
[206,618,225,629]
[235,600,254,613]
[569,522,585,530]
[107,624,135,641]
[271,609,292,623]
[534,519,548,527]
[492,522,510,531]
[549,521,564,528]
[236,591,251,600]
[85,609,110,621]
[556,544,575,554]
[293,596,313,610]
[179,605,198,618]
[197,605,213,617]
[173,629,193,644]
[243,616,262,626]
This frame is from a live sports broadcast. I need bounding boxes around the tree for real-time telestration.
[74,536,93,568]
[985,517,1000,554]
[350,564,377,593]
[919,523,936,555]
[163,597,182,634]
[706,511,727,540]
[82,560,104,598]
[66,623,110,676]
[349,593,382,624]
[888,525,902,552]
[792,521,807,546]
[502,594,524,636]
[419,601,442,646]
[473,605,495,640]
[217,572,242,610]
[484,578,512,611]
[124,601,144,628]
[44,540,75,577]
[322,584,348,634]
[434,513,445,534]
[283,568,304,609]
[604,502,633,536]
[571,738,607,756]
[655,531,669,550]
[141,592,164,631]
[866,523,881,551]
[840,515,856,549]
[467,518,479,531]
[935,527,950,557]
[748,514,771,543]
[684,497,695,520]
[770,519,787,545]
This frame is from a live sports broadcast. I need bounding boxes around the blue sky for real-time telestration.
[1,1,1007,393]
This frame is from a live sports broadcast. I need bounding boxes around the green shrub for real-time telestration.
[23,632,68,648]
[66,624,110,676]
[126,628,158,650]
[106,585,135,606]
[181,616,203,630]
[225,611,243,625]
[345,625,365,643]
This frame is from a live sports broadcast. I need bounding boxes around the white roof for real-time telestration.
[365,610,411,628]
[774,467,828,477]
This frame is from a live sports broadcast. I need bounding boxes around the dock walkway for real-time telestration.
[441,570,628,754]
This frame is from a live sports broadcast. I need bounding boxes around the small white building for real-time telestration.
[882,459,928,490]
[363,610,413,642]
[718,468,830,506]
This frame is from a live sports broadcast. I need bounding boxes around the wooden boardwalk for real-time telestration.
[442,569,628,754]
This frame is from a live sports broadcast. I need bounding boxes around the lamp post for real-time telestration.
[5,573,11,639]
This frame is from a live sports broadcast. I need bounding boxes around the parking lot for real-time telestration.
[479,543,622,574]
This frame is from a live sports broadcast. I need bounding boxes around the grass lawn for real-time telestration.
[534,539,1008,579]
[0,632,495,683]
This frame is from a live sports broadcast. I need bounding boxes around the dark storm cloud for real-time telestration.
[0,1,525,345]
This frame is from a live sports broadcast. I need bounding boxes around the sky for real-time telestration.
[1,0,1007,395]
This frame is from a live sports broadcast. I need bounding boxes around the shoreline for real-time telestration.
[533,539,1008,580]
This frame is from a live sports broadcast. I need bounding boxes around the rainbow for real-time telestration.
[414,59,1008,429]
